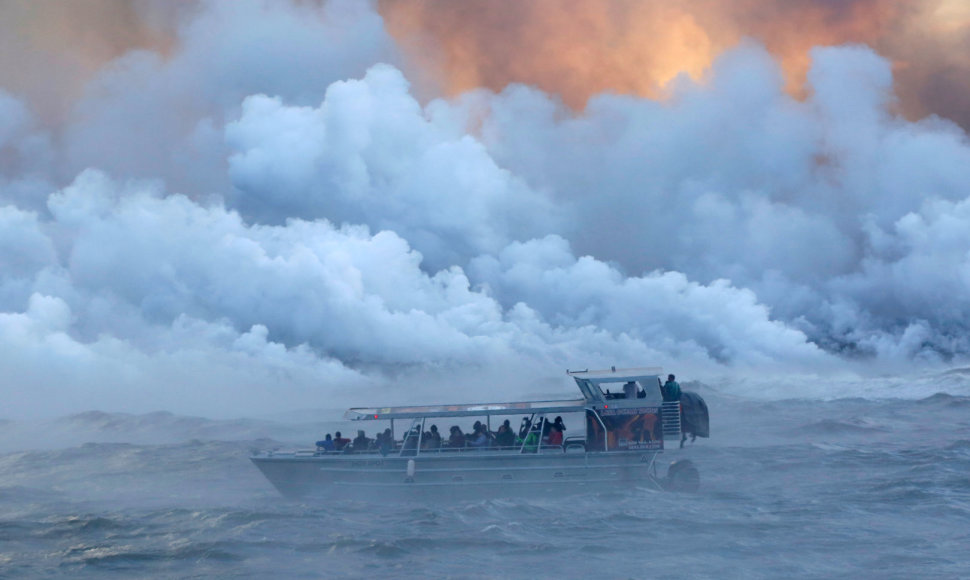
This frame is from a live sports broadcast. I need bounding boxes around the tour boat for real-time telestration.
[251,367,705,498]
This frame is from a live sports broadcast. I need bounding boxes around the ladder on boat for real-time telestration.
[661,401,682,441]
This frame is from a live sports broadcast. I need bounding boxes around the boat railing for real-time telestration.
[661,401,682,439]
[307,437,668,457]
[311,444,573,457]
[417,444,567,455]
[563,436,586,452]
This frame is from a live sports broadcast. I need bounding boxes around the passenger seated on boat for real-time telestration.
[494,418,511,440]
[546,424,563,446]
[478,421,496,444]
[352,430,371,452]
[420,427,435,449]
[333,431,351,451]
[494,421,515,448]
[553,416,566,435]
[425,424,441,449]
[468,423,489,448]
[401,426,421,455]
[540,418,554,443]
[376,428,393,455]
[623,381,638,399]
[521,427,540,452]
[316,434,335,452]
[448,425,466,448]
[518,417,532,440]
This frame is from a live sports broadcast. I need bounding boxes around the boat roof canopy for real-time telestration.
[567,366,663,384]
[344,399,588,421]
[344,367,665,421]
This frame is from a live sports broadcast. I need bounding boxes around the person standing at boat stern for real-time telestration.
[662,374,682,402]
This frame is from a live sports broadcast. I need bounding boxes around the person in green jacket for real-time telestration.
[662,374,682,402]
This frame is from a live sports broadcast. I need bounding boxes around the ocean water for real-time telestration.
[1,390,969,579]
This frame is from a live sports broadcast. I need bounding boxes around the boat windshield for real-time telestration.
[568,367,664,404]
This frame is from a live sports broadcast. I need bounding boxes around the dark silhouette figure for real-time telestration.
[333,431,350,451]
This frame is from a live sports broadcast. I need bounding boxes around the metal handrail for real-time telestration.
[398,417,422,457]
[661,401,681,438]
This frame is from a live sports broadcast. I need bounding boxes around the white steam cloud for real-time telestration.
[2,1,969,418]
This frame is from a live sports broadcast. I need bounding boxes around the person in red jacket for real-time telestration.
[546,424,563,446]
[333,431,351,451]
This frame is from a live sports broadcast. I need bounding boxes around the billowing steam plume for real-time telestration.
[1,0,969,417]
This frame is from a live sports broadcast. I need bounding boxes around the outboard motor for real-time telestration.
[679,391,710,447]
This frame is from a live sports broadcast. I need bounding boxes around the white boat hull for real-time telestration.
[251,450,663,499]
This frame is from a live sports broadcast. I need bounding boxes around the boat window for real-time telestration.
[600,379,662,403]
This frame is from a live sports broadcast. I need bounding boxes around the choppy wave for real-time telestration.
[794,418,891,435]
[0,408,347,453]
[914,392,970,408]
[1,395,969,578]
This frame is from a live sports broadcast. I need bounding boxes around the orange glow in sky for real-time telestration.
[380,0,970,126]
